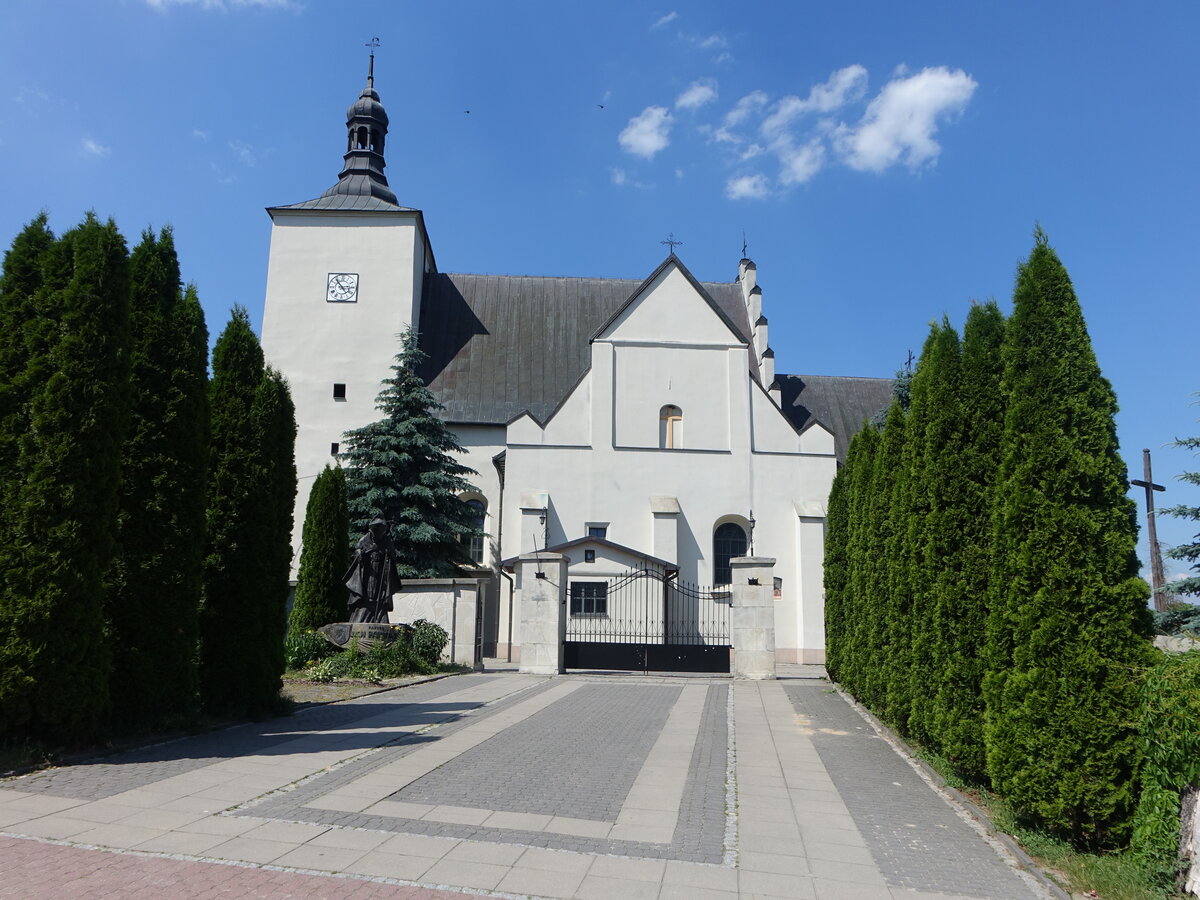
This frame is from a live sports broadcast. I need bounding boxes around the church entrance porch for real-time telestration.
[563,568,731,673]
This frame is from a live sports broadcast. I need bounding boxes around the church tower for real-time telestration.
[261,52,435,573]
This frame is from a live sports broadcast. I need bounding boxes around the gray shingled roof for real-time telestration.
[774,374,894,462]
[271,191,415,212]
[419,263,752,425]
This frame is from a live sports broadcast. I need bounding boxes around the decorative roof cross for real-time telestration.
[661,232,683,254]
[365,37,380,86]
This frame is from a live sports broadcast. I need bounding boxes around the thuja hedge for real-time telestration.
[1130,650,1200,887]
[825,231,1155,847]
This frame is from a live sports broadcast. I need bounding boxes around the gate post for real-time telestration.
[729,556,776,680]
[517,552,567,675]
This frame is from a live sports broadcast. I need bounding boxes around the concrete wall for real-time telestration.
[389,578,486,667]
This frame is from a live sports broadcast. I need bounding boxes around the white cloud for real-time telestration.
[697,34,726,50]
[228,139,273,166]
[650,11,677,29]
[618,106,672,159]
[725,174,770,200]
[610,166,653,189]
[191,128,209,141]
[777,138,826,185]
[723,92,769,129]
[761,65,867,139]
[676,79,717,111]
[82,138,110,157]
[739,143,765,162]
[675,168,685,180]
[834,66,976,172]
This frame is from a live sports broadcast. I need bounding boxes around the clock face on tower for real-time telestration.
[326,272,359,303]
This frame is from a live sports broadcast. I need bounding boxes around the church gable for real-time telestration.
[593,256,748,346]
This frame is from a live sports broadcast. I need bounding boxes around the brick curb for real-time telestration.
[830,680,1073,900]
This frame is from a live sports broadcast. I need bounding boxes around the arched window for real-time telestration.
[659,404,683,449]
[356,126,368,149]
[465,499,486,565]
[713,522,748,585]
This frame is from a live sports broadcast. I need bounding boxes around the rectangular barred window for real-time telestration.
[569,582,607,616]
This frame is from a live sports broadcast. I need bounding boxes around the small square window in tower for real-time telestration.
[333,383,347,400]
[587,525,608,540]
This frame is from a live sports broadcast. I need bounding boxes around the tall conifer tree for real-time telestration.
[202,306,271,716]
[108,228,208,731]
[871,399,909,722]
[984,229,1152,844]
[290,465,350,632]
[908,321,962,745]
[839,425,879,696]
[249,366,296,705]
[823,440,857,683]
[341,328,480,577]
[1162,396,1200,598]
[931,301,1004,778]
[0,214,131,743]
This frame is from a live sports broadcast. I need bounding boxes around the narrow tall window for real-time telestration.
[330,442,339,456]
[713,522,748,585]
[465,499,486,565]
[659,405,683,449]
[333,383,346,400]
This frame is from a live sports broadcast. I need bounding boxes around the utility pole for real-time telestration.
[1131,448,1168,611]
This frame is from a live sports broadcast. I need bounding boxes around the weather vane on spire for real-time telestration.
[661,232,683,254]
[741,230,749,259]
[365,37,380,85]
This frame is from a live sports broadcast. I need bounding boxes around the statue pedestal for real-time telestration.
[318,622,404,653]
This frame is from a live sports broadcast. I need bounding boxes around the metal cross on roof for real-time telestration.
[661,232,683,253]
[742,231,748,258]
[365,37,380,82]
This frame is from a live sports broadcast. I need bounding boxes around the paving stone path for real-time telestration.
[0,668,1055,900]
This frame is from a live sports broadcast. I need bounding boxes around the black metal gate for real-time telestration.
[563,568,731,673]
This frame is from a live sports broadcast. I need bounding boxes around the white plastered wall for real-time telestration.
[260,209,427,575]
[499,259,838,661]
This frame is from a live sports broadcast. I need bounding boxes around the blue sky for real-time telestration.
[2,0,1198,583]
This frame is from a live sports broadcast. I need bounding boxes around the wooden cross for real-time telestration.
[661,232,683,253]
[1131,447,1169,611]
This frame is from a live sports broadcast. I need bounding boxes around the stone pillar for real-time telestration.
[730,556,776,680]
[517,552,567,675]
[650,495,680,564]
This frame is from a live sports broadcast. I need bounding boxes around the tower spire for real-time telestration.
[366,36,379,90]
[313,43,399,208]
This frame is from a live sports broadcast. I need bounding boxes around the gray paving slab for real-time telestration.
[783,681,1039,900]
[3,675,494,802]
[235,678,732,863]
[391,682,678,821]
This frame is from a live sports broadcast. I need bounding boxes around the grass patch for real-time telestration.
[916,748,1176,900]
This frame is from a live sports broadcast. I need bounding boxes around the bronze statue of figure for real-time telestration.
[344,517,402,623]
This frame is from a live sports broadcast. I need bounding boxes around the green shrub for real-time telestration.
[284,631,336,670]
[1131,650,1200,887]
[411,619,449,667]
[300,631,438,683]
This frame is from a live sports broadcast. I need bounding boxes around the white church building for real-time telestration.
[261,67,890,667]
